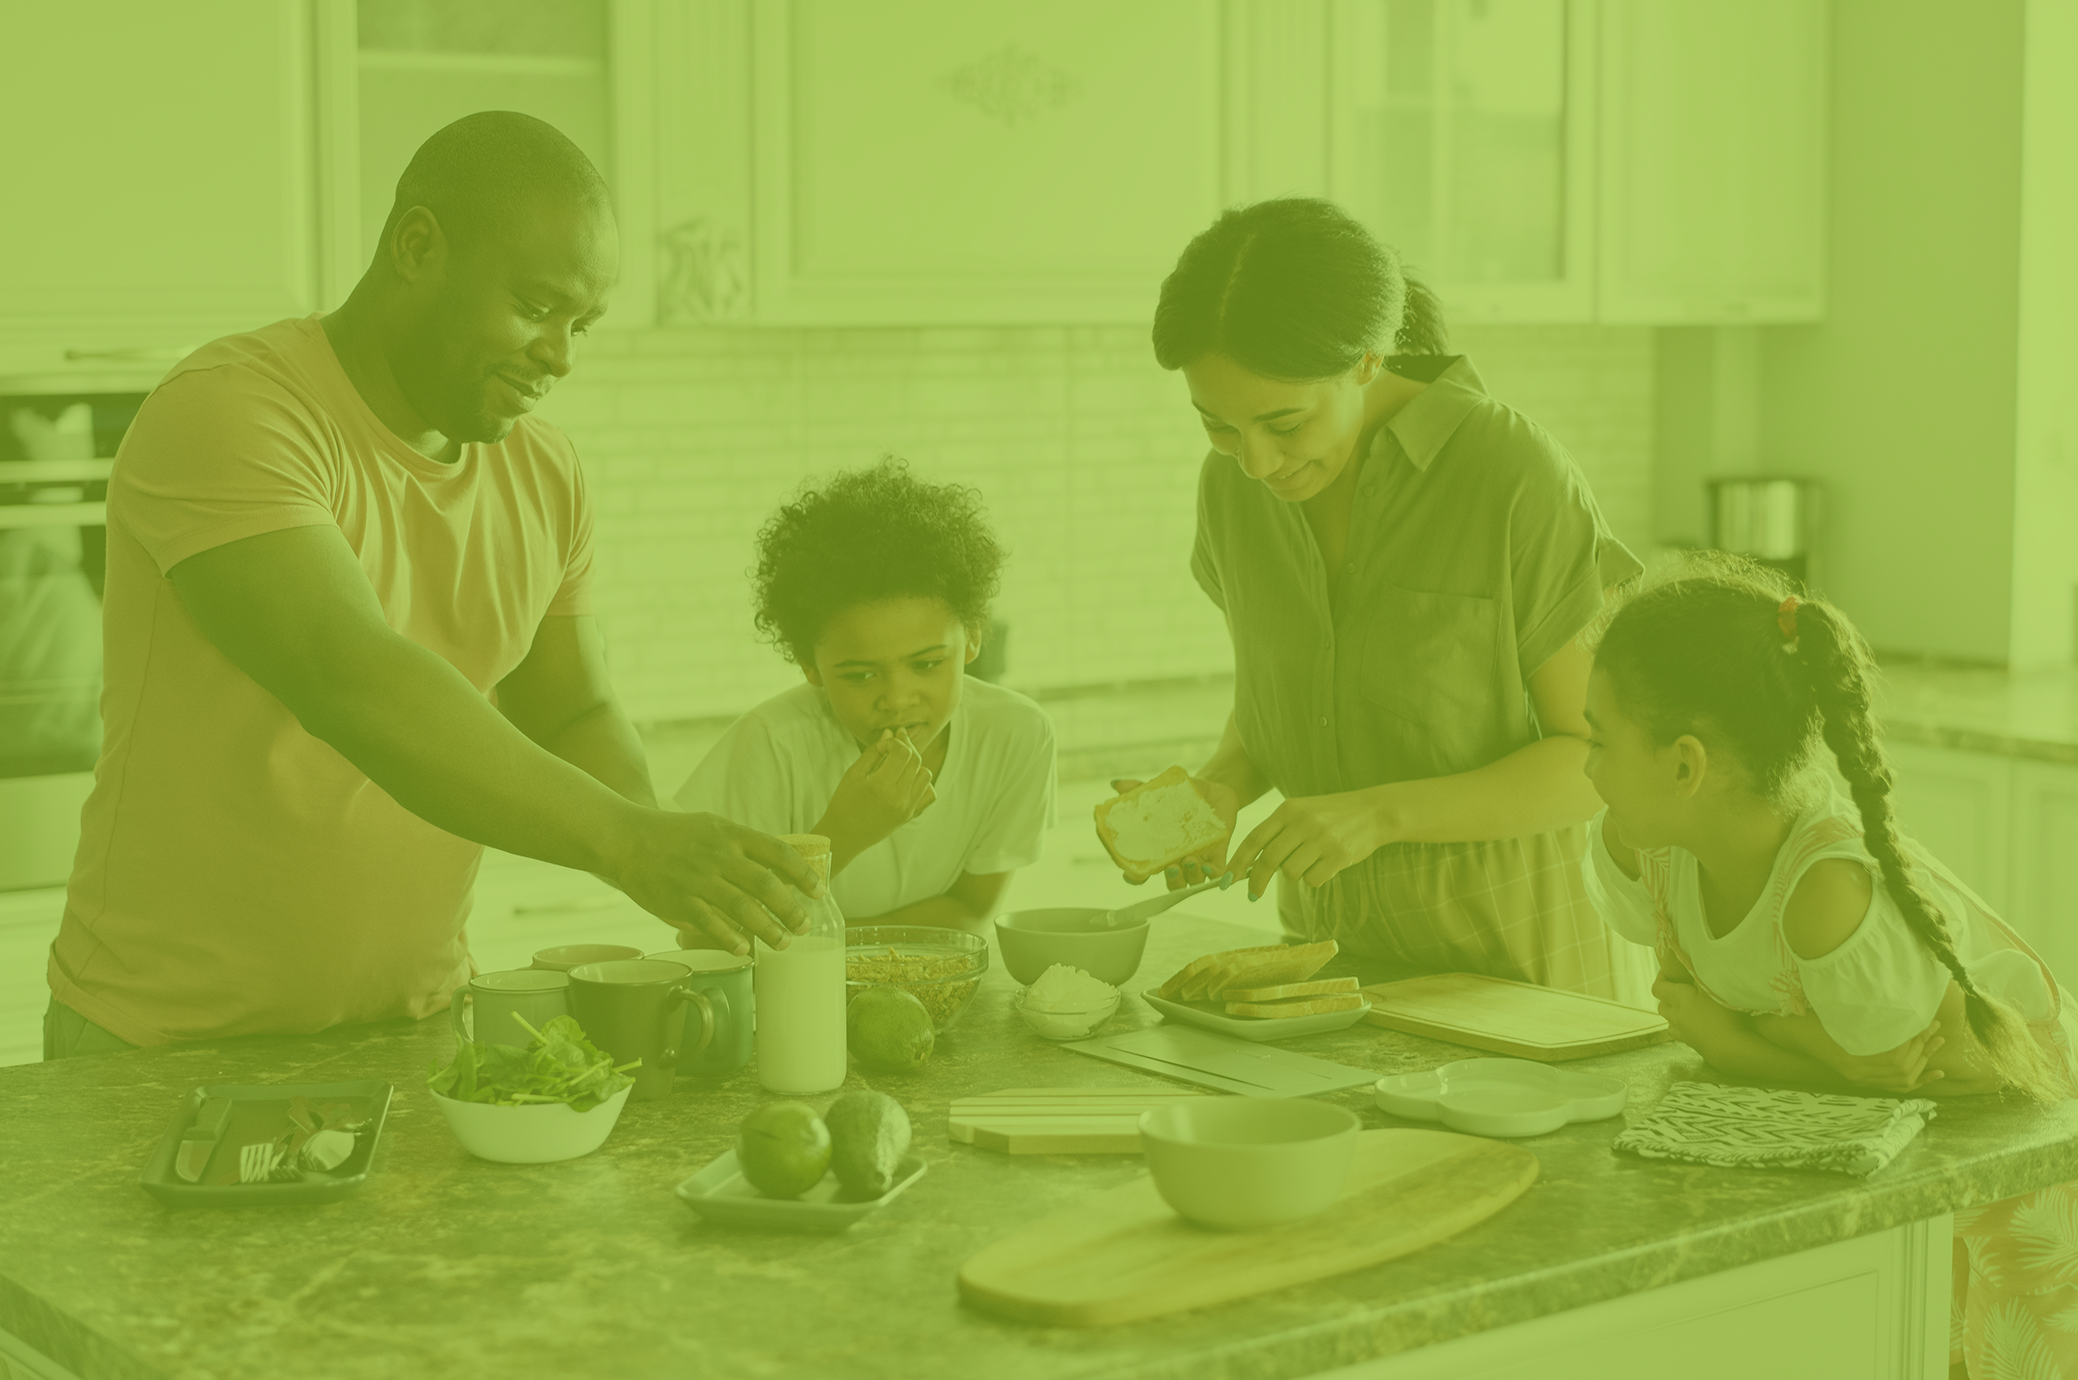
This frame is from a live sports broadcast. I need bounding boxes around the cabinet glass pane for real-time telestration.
[1338,0,1569,287]
[354,0,612,264]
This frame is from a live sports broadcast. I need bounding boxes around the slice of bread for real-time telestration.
[1093,767,1231,877]
[1173,940,1340,1001]
[1215,975,1359,1003]
[1224,992,1366,1019]
[1158,945,1287,1001]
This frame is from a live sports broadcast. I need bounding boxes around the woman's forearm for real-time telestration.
[1365,734,1603,845]
[1196,710,1272,809]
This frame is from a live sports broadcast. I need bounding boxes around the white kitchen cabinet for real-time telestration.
[1326,0,1598,322]
[2009,759,2078,988]
[0,1,319,376]
[1885,741,2013,913]
[1595,0,1829,322]
[311,0,657,325]
[743,0,1234,325]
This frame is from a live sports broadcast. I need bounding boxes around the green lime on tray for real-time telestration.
[735,1101,832,1199]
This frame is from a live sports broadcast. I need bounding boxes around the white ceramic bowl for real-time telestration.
[993,908,1150,986]
[431,1085,632,1164]
[1138,1097,1361,1230]
[1013,986,1122,1041]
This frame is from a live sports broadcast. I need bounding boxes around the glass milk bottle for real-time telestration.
[753,833,847,1094]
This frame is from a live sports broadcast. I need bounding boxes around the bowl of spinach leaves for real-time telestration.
[427,1013,640,1164]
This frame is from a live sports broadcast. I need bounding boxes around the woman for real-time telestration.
[1114,197,1646,1000]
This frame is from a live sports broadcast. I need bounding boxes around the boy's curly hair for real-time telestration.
[752,457,1005,667]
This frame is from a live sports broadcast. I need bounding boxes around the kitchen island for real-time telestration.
[4,915,2075,1380]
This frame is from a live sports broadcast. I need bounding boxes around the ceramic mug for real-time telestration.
[643,949,754,1076]
[450,969,570,1047]
[531,943,645,973]
[567,959,715,1102]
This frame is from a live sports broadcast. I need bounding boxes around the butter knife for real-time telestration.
[175,1097,234,1183]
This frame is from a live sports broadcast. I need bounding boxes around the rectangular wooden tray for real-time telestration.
[1362,972,1670,1062]
[138,1080,393,1208]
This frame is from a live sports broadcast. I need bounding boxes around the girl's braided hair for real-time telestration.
[1594,552,2063,1102]
[752,457,1003,667]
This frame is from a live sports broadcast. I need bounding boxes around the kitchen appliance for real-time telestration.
[0,386,147,892]
[1707,476,1822,590]
[957,1128,1540,1326]
[1361,972,1670,1061]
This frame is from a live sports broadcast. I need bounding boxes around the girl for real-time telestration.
[1119,197,1649,1002]
[673,458,1055,934]
[1580,552,2077,1377]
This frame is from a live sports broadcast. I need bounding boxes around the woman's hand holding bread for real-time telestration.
[817,728,936,868]
[1100,771,1239,889]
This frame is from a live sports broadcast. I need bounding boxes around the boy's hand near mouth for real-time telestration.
[815,727,938,875]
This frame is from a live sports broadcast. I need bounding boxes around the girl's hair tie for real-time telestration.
[1777,595,1801,651]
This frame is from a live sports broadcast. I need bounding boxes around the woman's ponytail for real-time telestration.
[1797,603,2065,1103]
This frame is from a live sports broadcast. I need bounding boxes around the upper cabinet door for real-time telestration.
[0,1,316,360]
[1327,0,1598,323]
[1596,0,1829,323]
[749,0,1232,325]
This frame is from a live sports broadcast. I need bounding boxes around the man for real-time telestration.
[45,112,818,1058]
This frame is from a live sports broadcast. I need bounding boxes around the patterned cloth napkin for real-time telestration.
[1612,1081,1940,1177]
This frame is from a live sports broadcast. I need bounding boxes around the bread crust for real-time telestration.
[1093,767,1232,875]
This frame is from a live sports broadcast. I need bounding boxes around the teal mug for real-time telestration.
[450,969,570,1047]
[644,949,754,1076]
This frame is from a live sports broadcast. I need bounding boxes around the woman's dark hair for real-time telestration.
[751,457,1004,667]
[1594,553,2063,1102]
[1150,197,1448,379]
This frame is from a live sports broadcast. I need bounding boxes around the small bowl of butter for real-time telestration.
[1013,964,1122,1040]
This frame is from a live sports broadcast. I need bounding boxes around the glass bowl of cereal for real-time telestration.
[844,926,989,1033]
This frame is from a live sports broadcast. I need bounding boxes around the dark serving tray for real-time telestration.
[139,1080,394,1208]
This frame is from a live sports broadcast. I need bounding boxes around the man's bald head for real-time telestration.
[376,110,612,263]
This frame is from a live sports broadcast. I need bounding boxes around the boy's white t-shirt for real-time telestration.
[672,677,1057,921]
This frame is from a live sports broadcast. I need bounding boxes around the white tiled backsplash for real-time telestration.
[540,323,1653,726]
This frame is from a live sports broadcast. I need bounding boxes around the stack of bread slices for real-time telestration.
[1154,941,1361,1019]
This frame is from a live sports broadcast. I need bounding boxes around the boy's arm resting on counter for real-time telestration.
[853,870,1012,934]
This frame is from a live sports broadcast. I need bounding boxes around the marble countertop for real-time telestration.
[6,917,2077,1380]
[1875,662,2078,766]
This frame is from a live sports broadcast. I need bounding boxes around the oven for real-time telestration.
[0,383,146,891]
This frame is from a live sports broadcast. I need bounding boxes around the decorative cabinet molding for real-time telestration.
[746,0,1233,325]
[1596,0,1829,323]
[0,1,318,368]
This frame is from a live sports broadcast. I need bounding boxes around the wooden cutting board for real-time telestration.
[959,1129,1538,1326]
[948,1087,1207,1154]
[1362,971,1671,1062]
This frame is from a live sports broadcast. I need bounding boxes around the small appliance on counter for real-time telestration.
[1707,476,1822,591]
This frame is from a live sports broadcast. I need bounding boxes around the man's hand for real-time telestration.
[615,813,825,957]
[819,729,936,864]
[1105,775,1241,889]
[1226,790,1386,900]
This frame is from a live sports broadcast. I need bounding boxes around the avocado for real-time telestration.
[824,1090,912,1198]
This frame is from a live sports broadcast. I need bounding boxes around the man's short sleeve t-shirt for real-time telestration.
[52,315,594,1045]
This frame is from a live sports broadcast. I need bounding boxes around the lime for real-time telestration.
[826,1090,913,1198]
[735,1101,831,1199]
[846,985,936,1073]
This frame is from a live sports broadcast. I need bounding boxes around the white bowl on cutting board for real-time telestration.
[1137,1096,1361,1230]
[1373,1058,1626,1138]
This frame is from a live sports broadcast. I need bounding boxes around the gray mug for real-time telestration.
[450,969,571,1047]
[644,949,754,1076]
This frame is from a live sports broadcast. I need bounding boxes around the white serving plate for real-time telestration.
[432,1085,631,1163]
[1141,988,1372,1042]
[1373,1058,1627,1138]
[673,1150,928,1233]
